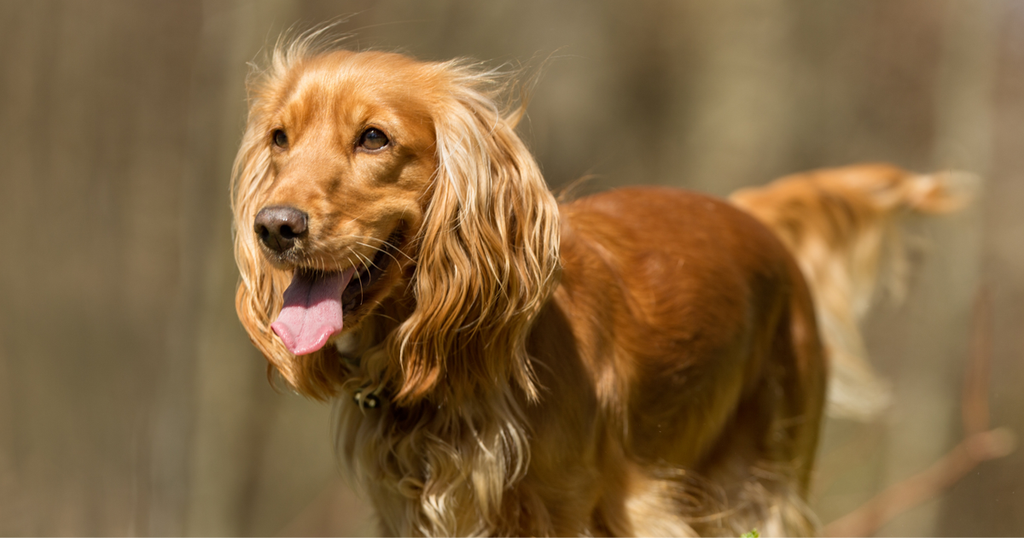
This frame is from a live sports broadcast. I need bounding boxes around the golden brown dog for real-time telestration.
[231,36,961,536]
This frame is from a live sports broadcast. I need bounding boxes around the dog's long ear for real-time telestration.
[391,63,561,405]
[231,60,344,401]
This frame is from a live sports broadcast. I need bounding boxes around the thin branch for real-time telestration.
[824,427,1015,537]
[823,286,1016,537]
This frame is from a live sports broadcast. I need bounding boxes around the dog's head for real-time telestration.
[232,42,560,403]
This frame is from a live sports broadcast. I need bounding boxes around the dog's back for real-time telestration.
[525,187,826,536]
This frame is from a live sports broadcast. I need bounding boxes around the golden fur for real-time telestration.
[231,35,962,536]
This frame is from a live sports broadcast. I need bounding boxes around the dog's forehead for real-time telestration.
[299,52,436,105]
[287,51,438,119]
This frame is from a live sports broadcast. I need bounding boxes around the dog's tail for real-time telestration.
[730,163,975,420]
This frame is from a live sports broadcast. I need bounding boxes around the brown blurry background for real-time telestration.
[1,0,1022,535]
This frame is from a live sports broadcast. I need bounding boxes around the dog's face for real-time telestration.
[234,47,559,400]
[250,52,441,351]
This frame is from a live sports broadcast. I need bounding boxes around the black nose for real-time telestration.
[254,206,308,253]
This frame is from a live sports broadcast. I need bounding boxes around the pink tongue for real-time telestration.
[271,268,355,355]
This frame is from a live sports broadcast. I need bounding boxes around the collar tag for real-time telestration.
[354,390,381,409]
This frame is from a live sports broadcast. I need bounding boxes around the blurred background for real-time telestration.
[1,0,1021,535]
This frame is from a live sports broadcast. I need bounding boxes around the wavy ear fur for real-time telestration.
[390,62,561,405]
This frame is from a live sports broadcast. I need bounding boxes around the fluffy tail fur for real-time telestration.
[730,163,974,420]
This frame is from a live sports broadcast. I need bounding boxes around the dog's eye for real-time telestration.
[359,128,389,151]
[271,129,288,149]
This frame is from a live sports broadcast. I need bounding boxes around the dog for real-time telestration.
[231,36,962,536]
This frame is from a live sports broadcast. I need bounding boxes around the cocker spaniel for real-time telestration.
[231,36,961,536]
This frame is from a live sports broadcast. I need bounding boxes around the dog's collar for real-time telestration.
[339,349,387,410]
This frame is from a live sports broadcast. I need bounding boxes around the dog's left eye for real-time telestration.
[271,129,288,149]
[358,128,389,151]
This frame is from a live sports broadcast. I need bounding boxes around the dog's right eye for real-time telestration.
[271,129,288,149]
[358,128,389,151]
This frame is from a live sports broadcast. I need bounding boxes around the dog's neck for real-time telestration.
[333,333,386,409]
[335,287,542,407]
[332,304,537,535]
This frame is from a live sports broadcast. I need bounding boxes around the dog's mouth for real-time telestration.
[270,229,404,356]
[341,231,401,313]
